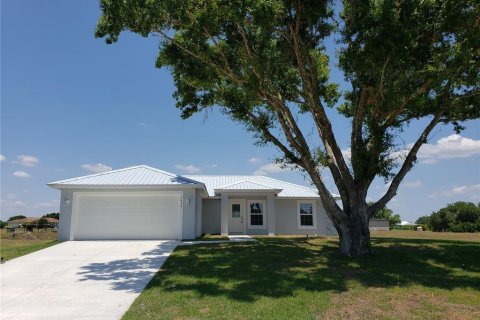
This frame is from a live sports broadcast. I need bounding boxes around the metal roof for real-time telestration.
[48,165,338,199]
[215,180,282,192]
[185,175,326,198]
[48,165,202,188]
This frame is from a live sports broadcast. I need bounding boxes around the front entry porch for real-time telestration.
[219,191,279,236]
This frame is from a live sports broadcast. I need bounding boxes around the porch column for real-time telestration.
[220,193,229,236]
[267,193,276,236]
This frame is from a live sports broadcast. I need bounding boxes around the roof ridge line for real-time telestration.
[48,165,202,185]
[217,179,278,189]
[47,165,148,185]
[141,165,202,184]
[258,175,320,193]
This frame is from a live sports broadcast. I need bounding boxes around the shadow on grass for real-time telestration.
[78,237,480,301]
[150,237,480,302]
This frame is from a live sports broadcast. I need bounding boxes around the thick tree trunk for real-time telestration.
[336,204,372,257]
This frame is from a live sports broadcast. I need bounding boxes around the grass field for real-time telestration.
[124,231,480,320]
[0,228,59,261]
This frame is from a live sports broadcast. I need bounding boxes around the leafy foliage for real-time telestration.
[8,215,26,222]
[415,215,431,229]
[36,217,50,229]
[372,205,401,228]
[43,212,60,220]
[424,202,480,232]
[0,220,6,228]
[95,0,480,255]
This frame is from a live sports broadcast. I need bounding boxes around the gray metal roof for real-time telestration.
[48,165,338,199]
[185,175,325,198]
[48,165,202,188]
[215,180,281,191]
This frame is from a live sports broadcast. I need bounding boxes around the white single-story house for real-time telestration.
[48,165,339,240]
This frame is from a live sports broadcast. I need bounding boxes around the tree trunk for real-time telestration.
[337,204,372,257]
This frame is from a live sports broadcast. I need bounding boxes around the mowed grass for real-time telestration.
[124,231,480,320]
[0,229,59,260]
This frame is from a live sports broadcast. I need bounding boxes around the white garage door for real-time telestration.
[74,192,182,240]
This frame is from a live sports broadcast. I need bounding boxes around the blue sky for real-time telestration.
[1,0,479,222]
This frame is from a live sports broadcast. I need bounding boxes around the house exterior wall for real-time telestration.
[230,195,269,235]
[202,199,221,234]
[201,197,336,236]
[369,219,389,231]
[275,199,336,235]
[58,189,74,241]
[181,188,196,240]
[57,187,198,240]
[58,187,337,240]
[195,190,203,237]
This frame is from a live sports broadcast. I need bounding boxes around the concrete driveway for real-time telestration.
[0,241,178,320]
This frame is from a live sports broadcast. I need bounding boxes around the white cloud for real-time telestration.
[1,197,60,218]
[341,148,351,162]
[418,134,480,160]
[81,163,113,173]
[248,157,262,164]
[175,164,201,174]
[419,158,437,165]
[13,171,31,178]
[0,154,5,162]
[254,163,290,175]
[404,180,422,188]
[429,184,480,199]
[343,134,480,166]
[16,155,39,167]
[1,199,28,214]
[33,200,59,209]
[137,122,155,128]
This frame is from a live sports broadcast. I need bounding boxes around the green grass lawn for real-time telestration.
[0,228,59,261]
[124,231,480,320]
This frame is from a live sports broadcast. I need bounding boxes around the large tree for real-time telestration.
[95,0,479,256]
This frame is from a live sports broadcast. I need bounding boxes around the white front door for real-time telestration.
[228,200,245,234]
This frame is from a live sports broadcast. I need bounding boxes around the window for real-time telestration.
[247,200,266,229]
[232,204,241,218]
[297,200,317,229]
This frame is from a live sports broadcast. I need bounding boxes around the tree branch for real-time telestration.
[287,10,355,196]
[368,111,443,216]
[156,30,244,85]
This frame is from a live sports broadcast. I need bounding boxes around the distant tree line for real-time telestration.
[416,202,480,232]
[0,212,60,229]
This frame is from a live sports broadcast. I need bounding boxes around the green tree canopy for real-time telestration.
[43,213,60,220]
[427,202,480,232]
[371,205,401,228]
[415,215,431,228]
[8,215,26,222]
[96,0,480,256]
[37,217,50,229]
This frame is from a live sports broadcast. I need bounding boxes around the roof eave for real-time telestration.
[214,189,283,193]
[47,183,205,190]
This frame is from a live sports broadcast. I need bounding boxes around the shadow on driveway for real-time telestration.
[77,241,177,293]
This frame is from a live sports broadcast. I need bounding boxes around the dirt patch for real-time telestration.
[322,287,480,320]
